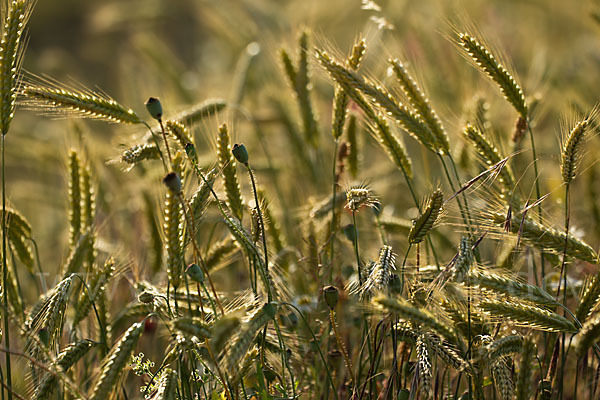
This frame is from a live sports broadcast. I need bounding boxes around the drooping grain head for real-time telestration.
[22,82,141,124]
[458,32,528,118]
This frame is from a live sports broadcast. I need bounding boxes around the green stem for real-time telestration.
[329,139,339,283]
[158,119,173,166]
[272,319,295,398]
[352,211,362,285]
[447,153,476,232]
[246,164,272,302]
[396,160,441,269]
[141,121,167,171]
[557,183,571,396]
[71,274,109,351]
[528,123,545,281]
[1,133,12,400]
[399,245,411,297]
[438,154,472,236]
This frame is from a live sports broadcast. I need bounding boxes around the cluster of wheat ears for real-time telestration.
[0,0,599,399]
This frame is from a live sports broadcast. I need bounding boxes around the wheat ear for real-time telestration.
[463,123,516,192]
[217,123,244,221]
[416,334,433,400]
[173,98,226,125]
[22,80,141,124]
[316,49,439,153]
[491,211,598,263]
[480,299,577,332]
[373,295,454,340]
[469,270,556,305]
[0,0,32,134]
[89,322,143,400]
[408,189,443,245]
[389,59,449,154]
[576,272,600,323]
[458,33,527,118]
[67,150,82,247]
[332,38,366,140]
[561,117,590,184]
[153,368,178,400]
[491,357,515,400]
[33,339,96,400]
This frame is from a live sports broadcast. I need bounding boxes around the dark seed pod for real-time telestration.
[138,291,154,304]
[232,143,249,164]
[323,285,339,309]
[145,97,163,120]
[186,263,204,284]
[184,142,197,162]
[163,172,182,193]
[263,302,277,319]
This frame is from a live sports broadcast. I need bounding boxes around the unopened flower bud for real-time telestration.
[186,263,204,283]
[145,97,163,120]
[184,142,197,162]
[262,302,277,319]
[323,285,339,309]
[232,143,249,164]
[163,172,182,193]
[138,291,154,304]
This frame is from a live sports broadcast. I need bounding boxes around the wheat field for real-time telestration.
[0,0,599,399]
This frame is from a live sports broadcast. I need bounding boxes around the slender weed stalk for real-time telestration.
[329,38,366,282]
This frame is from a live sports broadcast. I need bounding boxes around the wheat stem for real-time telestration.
[1,133,11,400]
[329,138,339,283]
[245,164,272,302]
